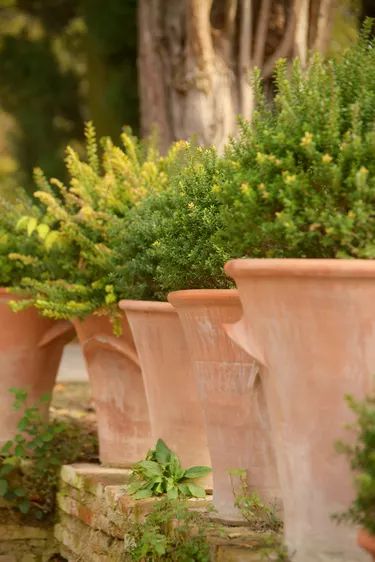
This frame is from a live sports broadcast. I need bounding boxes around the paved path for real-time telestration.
[57,343,89,382]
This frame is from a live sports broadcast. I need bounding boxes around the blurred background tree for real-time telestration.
[0,0,371,195]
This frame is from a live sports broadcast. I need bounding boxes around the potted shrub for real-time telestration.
[336,394,375,560]
[116,147,280,521]
[0,197,73,446]
[13,125,198,467]
[220,26,375,561]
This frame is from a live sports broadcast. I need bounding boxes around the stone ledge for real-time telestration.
[55,464,283,562]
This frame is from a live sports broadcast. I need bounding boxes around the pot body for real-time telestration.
[120,300,211,471]
[73,312,151,466]
[358,529,375,561]
[224,259,375,562]
[0,289,73,446]
[168,289,280,522]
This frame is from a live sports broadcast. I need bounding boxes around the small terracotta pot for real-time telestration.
[224,259,375,562]
[358,529,375,561]
[73,312,152,467]
[119,300,211,471]
[168,289,281,522]
[0,289,74,447]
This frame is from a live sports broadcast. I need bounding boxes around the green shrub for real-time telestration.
[12,124,188,327]
[0,196,50,288]
[0,388,98,520]
[112,145,232,301]
[124,497,213,562]
[217,24,375,259]
[335,393,375,535]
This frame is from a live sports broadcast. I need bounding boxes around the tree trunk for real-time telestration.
[138,0,335,152]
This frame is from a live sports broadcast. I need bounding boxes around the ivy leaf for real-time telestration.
[0,479,8,496]
[18,498,30,514]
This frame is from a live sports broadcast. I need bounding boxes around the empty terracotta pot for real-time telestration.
[358,529,375,561]
[0,289,74,447]
[73,312,152,467]
[225,259,375,562]
[168,289,280,522]
[119,300,211,471]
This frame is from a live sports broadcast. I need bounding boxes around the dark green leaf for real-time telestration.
[0,479,8,496]
[154,439,171,465]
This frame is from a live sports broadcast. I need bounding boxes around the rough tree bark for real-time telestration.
[138,0,335,152]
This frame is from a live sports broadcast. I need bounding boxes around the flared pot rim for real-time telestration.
[119,299,174,314]
[225,258,375,279]
[168,288,239,308]
[358,528,375,556]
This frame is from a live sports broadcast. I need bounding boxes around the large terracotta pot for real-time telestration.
[168,289,280,522]
[119,300,211,471]
[224,259,375,562]
[358,529,375,561]
[0,289,74,447]
[73,312,151,466]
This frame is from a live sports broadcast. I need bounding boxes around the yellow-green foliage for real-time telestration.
[13,123,189,327]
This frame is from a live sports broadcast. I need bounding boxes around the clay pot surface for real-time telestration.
[0,289,73,446]
[224,259,375,562]
[358,529,375,561]
[119,300,211,472]
[168,289,280,522]
[73,312,151,466]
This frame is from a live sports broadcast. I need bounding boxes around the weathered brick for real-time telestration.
[216,546,265,562]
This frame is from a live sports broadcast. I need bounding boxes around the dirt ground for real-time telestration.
[50,382,97,431]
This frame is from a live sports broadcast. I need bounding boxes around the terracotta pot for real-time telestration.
[224,259,375,562]
[0,289,74,447]
[168,289,280,522]
[119,300,211,471]
[73,312,152,467]
[358,529,375,561]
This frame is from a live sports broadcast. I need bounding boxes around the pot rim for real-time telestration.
[119,299,174,314]
[168,288,239,308]
[358,528,375,555]
[225,259,375,279]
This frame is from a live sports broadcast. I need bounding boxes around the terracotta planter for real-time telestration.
[168,289,280,521]
[119,300,211,471]
[0,289,73,447]
[224,259,375,562]
[358,529,375,561]
[73,312,152,467]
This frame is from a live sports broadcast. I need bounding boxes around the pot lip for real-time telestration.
[0,287,22,300]
[168,289,240,307]
[225,259,375,279]
[119,299,174,314]
[358,528,375,553]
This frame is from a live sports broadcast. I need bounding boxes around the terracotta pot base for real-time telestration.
[120,300,211,474]
[0,289,73,446]
[224,259,375,561]
[74,312,151,467]
[168,289,280,522]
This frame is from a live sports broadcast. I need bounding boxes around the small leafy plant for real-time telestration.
[127,439,211,500]
[124,497,213,562]
[230,468,282,533]
[335,393,375,535]
[0,388,98,520]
